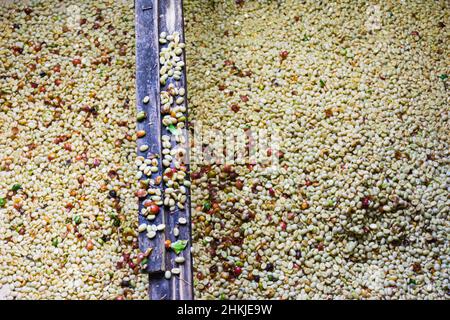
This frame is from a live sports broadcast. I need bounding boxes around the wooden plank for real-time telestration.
[136,0,193,300]
[135,0,166,274]
[158,0,193,300]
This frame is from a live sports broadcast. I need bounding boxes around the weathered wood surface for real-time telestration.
[135,0,193,300]
[158,0,193,300]
[135,0,166,276]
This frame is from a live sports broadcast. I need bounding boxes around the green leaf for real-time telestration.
[167,124,178,135]
[51,238,59,247]
[73,215,82,225]
[170,240,188,254]
[319,79,326,88]
[203,200,212,211]
[219,293,226,300]
[0,198,5,207]
[11,184,22,191]
[439,74,448,81]
[109,213,121,227]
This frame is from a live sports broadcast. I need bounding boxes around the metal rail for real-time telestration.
[135,0,193,300]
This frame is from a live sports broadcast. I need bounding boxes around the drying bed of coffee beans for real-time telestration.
[0,0,448,300]
[0,0,148,300]
[185,0,448,299]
